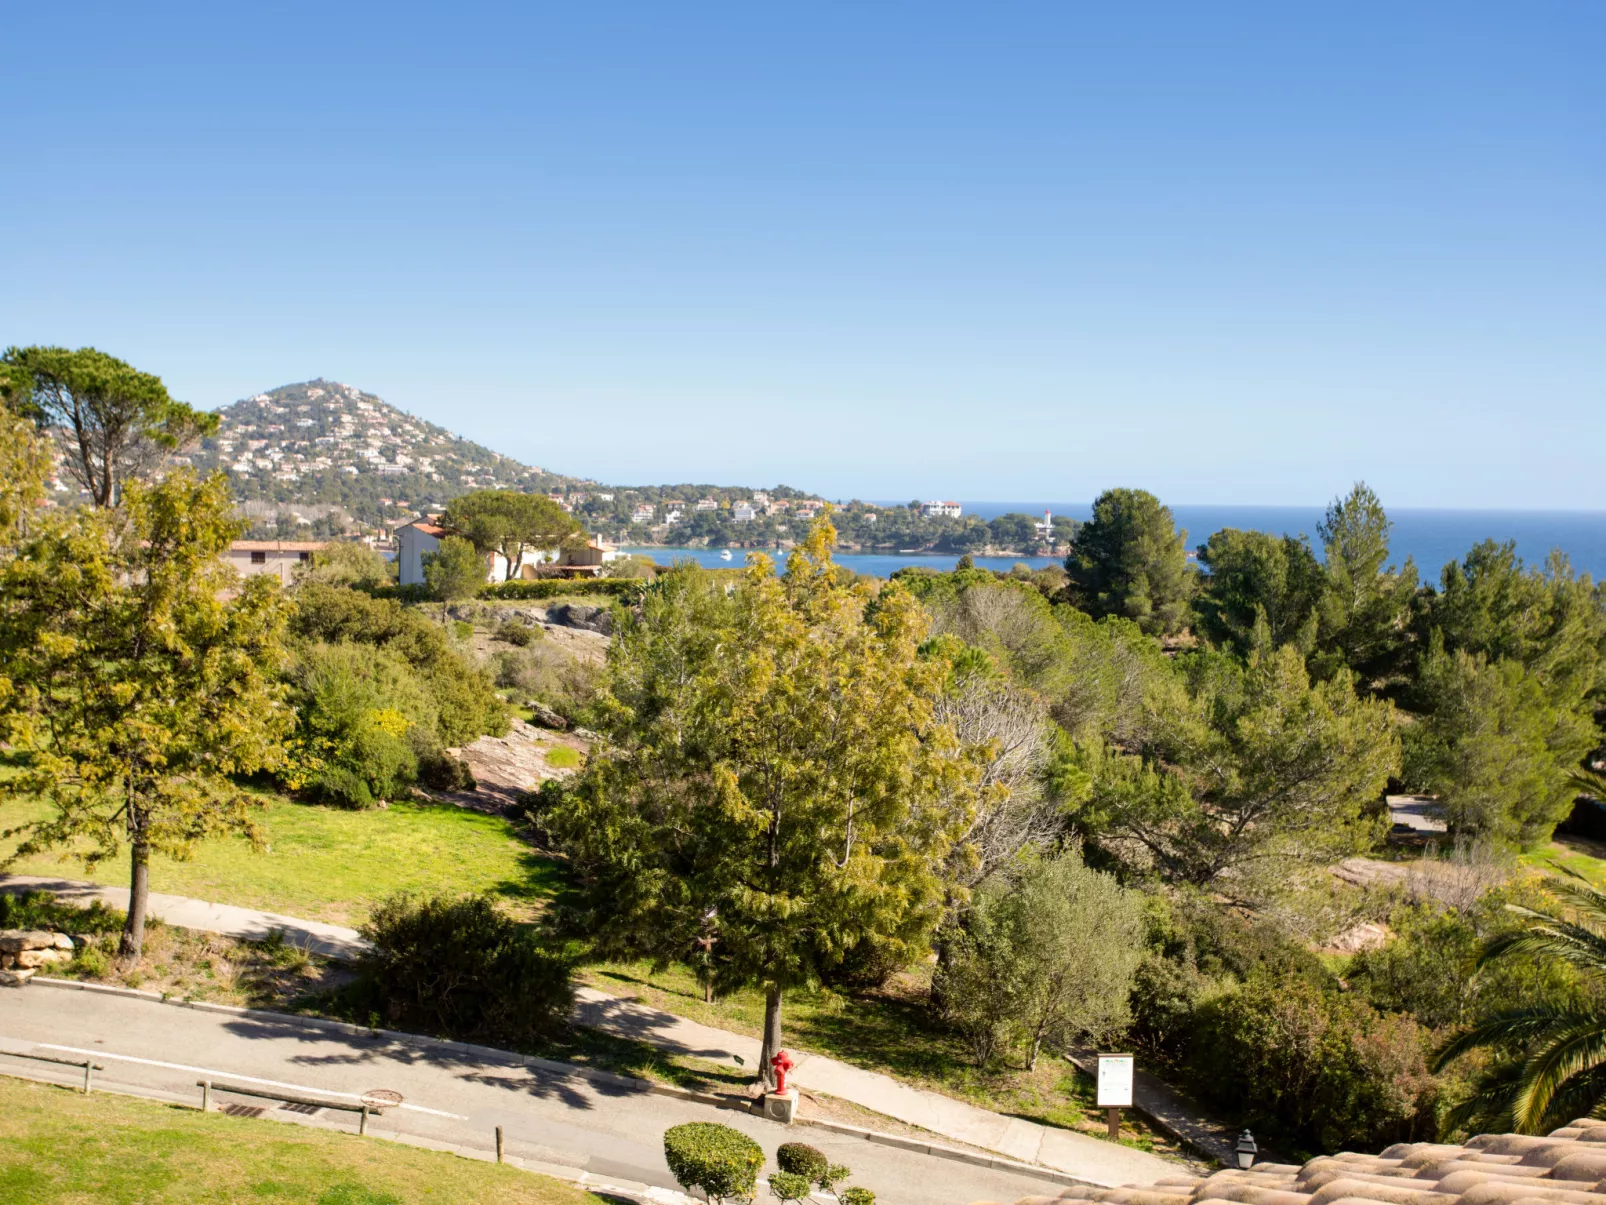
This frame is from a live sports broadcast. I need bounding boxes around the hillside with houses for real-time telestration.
[183,379,588,533]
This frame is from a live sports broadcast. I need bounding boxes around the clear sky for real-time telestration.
[3,3,1602,508]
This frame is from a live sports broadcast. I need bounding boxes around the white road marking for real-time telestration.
[13,1041,468,1119]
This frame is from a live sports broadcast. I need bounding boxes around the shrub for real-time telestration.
[451,619,474,641]
[662,1123,762,1203]
[416,748,476,793]
[351,894,573,1046]
[1185,974,1439,1155]
[841,1190,875,1205]
[775,1143,828,1183]
[768,1173,812,1203]
[480,578,644,602]
[496,621,537,647]
[493,644,602,721]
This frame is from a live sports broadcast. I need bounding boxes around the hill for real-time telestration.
[185,379,588,531]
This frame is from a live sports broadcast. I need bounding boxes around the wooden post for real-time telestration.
[82,1062,93,1095]
[359,1105,369,1135]
[496,1126,504,1164]
[1107,1107,1121,1139]
[201,1080,211,1112]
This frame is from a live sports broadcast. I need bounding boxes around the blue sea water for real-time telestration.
[627,502,1606,581]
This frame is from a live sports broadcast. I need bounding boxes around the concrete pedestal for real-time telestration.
[763,1088,799,1125]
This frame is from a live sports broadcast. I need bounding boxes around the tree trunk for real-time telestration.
[120,840,150,960]
[757,982,783,1091]
[1027,1032,1043,1071]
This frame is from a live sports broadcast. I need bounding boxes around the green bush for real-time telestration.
[775,1143,828,1183]
[768,1172,811,1203]
[349,894,573,1046]
[1185,975,1440,1155]
[662,1123,763,1203]
[289,584,507,745]
[416,748,476,793]
[841,1189,875,1205]
[496,621,537,647]
[480,578,643,602]
[451,619,474,641]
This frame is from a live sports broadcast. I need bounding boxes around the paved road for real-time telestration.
[3,873,1183,1185]
[0,984,1069,1205]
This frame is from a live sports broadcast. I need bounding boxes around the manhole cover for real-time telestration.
[360,1089,403,1109]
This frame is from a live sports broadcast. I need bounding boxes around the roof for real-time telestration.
[228,541,329,552]
[397,520,450,537]
[990,1119,1606,1205]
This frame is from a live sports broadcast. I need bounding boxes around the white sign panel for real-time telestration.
[1096,1054,1134,1108]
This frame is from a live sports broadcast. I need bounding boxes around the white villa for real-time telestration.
[223,540,328,586]
[395,519,618,586]
[922,500,963,518]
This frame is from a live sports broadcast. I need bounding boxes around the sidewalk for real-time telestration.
[2,873,1183,1185]
[573,986,1179,1186]
[0,874,366,959]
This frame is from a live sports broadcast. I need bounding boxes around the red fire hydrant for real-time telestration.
[770,1049,795,1094]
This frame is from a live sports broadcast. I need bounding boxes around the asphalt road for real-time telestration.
[0,985,1063,1205]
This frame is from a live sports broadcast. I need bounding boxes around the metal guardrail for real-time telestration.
[197,1079,386,1134]
[0,1048,103,1093]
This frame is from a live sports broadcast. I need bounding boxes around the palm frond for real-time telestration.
[1431,1005,1606,1072]
[1480,922,1606,975]
[1510,1021,1606,1132]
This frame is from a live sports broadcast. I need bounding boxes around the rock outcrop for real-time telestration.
[0,930,75,985]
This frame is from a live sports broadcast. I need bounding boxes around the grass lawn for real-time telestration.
[1520,833,1606,885]
[0,789,564,926]
[582,961,1184,1157]
[0,1077,598,1205]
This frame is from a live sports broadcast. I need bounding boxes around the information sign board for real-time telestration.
[1096,1054,1135,1109]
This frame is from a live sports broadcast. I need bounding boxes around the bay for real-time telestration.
[626,501,1606,580]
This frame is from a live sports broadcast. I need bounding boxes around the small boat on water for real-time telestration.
[719,549,733,561]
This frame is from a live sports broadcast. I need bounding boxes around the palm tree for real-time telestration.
[1431,868,1606,1135]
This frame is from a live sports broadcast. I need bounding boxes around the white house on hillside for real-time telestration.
[395,518,618,586]
[224,540,328,586]
[922,500,962,518]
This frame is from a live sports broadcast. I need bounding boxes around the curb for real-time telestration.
[28,977,1091,1187]
[797,1116,1091,1187]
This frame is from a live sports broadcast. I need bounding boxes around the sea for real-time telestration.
[624,502,1606,581]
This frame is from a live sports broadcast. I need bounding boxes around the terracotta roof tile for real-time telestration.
[988,1124,1606,1205]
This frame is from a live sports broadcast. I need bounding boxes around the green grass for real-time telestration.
[545,746,582,770]
[0,790,564,926]
[1520,834,1606,885]
[0,1076,597,1205]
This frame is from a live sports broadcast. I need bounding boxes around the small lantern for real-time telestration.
[1236,1130,1258,1170]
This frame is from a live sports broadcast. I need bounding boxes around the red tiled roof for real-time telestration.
[228,541,329,552]
[991,1120,1606,1205]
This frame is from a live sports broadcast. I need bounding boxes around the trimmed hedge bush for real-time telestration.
[662,1123,763,1203]
[480,578,645,601]
[841,1188,875,1205]
[775,1144,828,1184]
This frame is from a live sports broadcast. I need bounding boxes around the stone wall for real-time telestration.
[0,930,75,985]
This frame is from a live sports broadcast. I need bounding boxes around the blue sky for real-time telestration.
[3,3,1602,508]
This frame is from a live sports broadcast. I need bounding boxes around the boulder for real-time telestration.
[52,933,75,950]
[0,968,36,987]
[15,947,72,969]
[525,700,570,731]
[0,929,60,953]
[546,603,613,635]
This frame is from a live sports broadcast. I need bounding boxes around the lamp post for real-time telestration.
[1236,1130,1258,1170]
